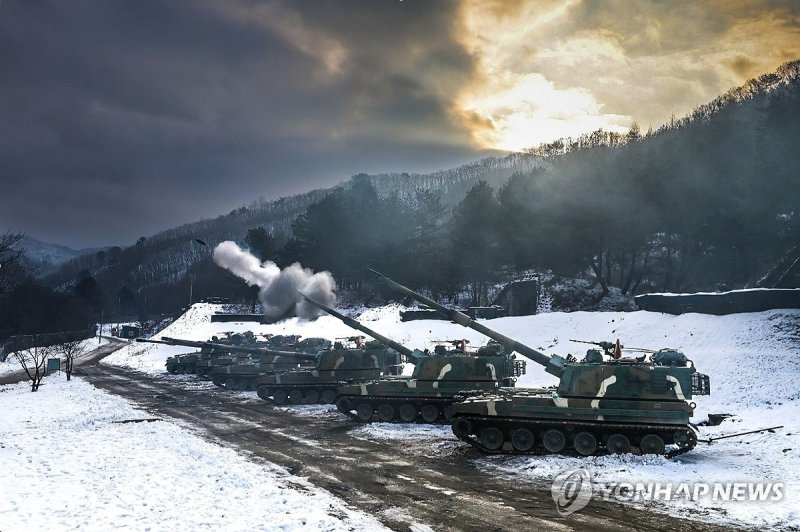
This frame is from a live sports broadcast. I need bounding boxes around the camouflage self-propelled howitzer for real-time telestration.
[208,336,331,391]
[254,332,406,406]
[194,331,265,378]
[138,334,251,376]
[368,269,711,457]
[300,293,525,424]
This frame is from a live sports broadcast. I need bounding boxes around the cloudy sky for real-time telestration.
[1,0,798,247]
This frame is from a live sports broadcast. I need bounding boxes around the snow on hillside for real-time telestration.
[104,303,800,528]
[0,376,385,531]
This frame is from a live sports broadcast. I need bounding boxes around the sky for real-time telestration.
[1,0,798,248]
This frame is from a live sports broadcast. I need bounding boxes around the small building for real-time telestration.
[120,325,141,339]
[492,279,540,316]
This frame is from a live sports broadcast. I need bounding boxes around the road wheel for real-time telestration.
[272,389,289,405]
[256,386,271,400]
[335,397,351,414]
[511,428,535,452]
[480,427,505,451]
[355,403,374,422]
[195,368,205,377]
[166,365,178,374]
[607,433,631,454]
[225,377,237,390]
[305,389,321,404]
[420,404,439,423]
[377,404,395,422]
[574,432,597,456]
[674,429,696,449]
[321,389,337,404]
[640,434,666,455]
[542,429,566,453]
[398,404,417,422]
[443,406,455,421]
[288,389,304,404]
[452,417,472,438]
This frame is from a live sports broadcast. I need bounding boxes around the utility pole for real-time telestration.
[189,238,208,308]
[99,308,104,345]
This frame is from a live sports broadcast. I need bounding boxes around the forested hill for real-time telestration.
[46,59,800,313]
[46,152,547,290]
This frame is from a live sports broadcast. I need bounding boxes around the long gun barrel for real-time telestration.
[299,292,421,362]
[152,337,211,348]
[135,337,318,362]
[366,269,566,377]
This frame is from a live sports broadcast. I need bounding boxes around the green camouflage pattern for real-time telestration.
[366,269,712,456]
[334,344,525,423]
[208,337,331,391]
[254,339,403,405]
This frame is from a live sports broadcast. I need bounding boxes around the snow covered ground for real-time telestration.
[104,302,800,528]
[0,337,110,377]
[0,376,385,531]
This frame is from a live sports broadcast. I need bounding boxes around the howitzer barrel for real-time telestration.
[367,269,564,376]
[159,336,212,348]
[299,292,417,360]
[202,342,319,362]
[135,338,176,346]
[136,337,317,362]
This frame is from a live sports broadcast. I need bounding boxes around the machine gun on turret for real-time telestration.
[366,269,568,377]
[299,292,422,364]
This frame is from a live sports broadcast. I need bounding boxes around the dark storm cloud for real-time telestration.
[0,0,481,247]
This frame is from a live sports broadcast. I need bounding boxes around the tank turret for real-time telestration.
[136,336,318,379]
[206,335,332,391]
[366,269,567,377]
[299,292,526,423]
[299,292,422,363]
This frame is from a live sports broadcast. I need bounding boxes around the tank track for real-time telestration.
[166,363,197,375]
[335,394,459,424]
[452,415,697,458]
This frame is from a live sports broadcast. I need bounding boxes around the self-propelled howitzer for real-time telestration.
[300,293,525,424]
[137,336,240,376]
[253,333,404,406]
[208,336,331,391]
[136,336,316,379]
[367,269,711,457]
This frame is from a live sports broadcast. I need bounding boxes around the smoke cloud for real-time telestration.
[212,241,336,320]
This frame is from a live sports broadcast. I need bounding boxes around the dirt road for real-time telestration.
[79,364,729,532]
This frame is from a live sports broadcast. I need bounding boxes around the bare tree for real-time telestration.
[13,344,52,392]
[52,338,86,381]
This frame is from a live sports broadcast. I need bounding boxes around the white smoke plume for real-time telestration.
[212,241,336,320]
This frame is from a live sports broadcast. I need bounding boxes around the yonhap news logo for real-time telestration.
[551,468,592,515]
[550,468,784,516]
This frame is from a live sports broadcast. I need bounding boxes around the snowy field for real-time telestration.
[105,302,800,529]
[0,376,385,531]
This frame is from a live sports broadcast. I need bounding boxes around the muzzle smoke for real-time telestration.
[212,241,336,320]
